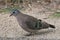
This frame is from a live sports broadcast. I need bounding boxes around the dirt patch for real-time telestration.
[0,2,60,39]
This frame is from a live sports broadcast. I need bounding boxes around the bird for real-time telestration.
[10,9,55,34]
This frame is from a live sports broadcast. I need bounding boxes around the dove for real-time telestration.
[10,9,55,34]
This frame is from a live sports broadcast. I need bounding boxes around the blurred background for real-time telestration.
[0,0,60,13]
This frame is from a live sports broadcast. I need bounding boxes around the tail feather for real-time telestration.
[49,24,55,28]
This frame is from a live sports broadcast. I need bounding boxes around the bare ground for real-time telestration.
[0,2,60,40]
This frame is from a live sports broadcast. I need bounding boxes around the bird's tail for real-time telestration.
[49,24,55,28]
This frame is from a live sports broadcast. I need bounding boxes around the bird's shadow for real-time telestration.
[25,29,55,36]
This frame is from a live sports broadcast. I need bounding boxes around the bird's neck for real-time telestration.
[15,13,27,20]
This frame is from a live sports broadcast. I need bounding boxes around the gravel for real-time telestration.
[0,2,60,40]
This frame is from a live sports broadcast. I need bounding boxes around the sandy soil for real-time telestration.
[0,1,60,40]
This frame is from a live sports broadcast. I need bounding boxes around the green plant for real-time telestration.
[49,12,60,18]
[0,6,22,13]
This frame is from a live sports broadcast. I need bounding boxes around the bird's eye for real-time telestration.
[13,11,15,13]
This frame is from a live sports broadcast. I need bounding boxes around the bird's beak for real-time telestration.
[9,13,14,17]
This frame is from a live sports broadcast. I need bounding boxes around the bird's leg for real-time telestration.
[31,32,38,35]
[25,33,33,36]
[25,32,36,36]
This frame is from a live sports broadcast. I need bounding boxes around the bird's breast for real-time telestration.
[16,16,27,25]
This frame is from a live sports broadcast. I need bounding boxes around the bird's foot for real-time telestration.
[25,33,36,36]
[25,33,33,36]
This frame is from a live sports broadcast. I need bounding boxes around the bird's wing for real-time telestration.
[41,21,50,29]
[25,19,37,30]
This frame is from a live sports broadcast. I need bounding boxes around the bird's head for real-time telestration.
[10,9,20,16]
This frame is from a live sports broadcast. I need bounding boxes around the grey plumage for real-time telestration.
[10,9,55,33]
